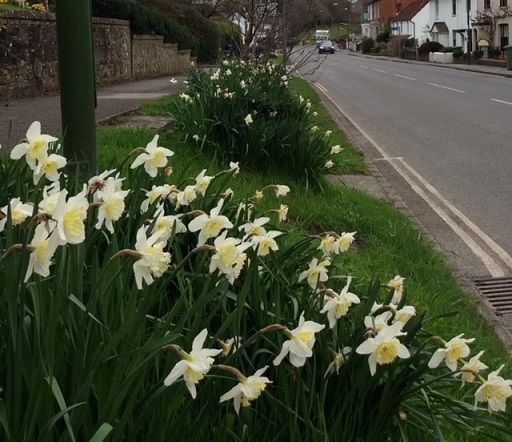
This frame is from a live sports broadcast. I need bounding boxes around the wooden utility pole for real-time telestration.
[55,0,97,174]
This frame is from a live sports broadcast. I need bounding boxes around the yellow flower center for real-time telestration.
[42,158,59,176]
[480,383,507,402]
[105,196,125,221]
[218,243,237,267]
[29,137,47,159]
[376,339,399,365]
[35,239,49,264]
[204,217,225,238]
[63,207,87,239]
[186,367,206,385]
[446,342,466,364]
[148,150,166,169]
[296,330,314,344]
[335,303,350,318]
[11,208,28,225]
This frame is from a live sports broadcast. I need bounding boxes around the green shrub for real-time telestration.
[452,46,464,59]
[137,0,222,64]
[373,41,388,54]
[169,61,335,188]
[418,40,444,54]
[361,37,375,54]
[92,0,197,54]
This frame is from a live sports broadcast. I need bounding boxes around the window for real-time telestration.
[484,0,491,8]
[435,0,439,18]
[453,31,457,46]
[500,0,508,7]
[452,0,457,15]
[500,23,509,49]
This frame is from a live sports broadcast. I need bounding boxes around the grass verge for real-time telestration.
[97,76,512,441]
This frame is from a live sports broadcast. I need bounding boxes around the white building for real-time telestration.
[391,0,431,44]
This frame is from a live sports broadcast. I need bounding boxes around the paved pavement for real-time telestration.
[0,75,187,150]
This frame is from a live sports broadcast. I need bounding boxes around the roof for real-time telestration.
[431,21,449,33]
[393,0,429,21]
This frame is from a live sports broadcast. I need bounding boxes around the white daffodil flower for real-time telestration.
[387,275,405,304]
[320,277,361,329]
[94,178,129,234]
[337,231,356,252]
[331,145,343,155]
[208,235,249,284]
[140,184,173,213]
[298,257,330,290]
[32,153,67,184]
[273,313,325,367]
[163,329,222,399]
[151,211,187,245]
[194,169,213,196]
[219,366,272,414]
[356,321,410,376]
[325,160,334,169]
[244,114,253,125]
[273,185,290,198]
[364,311,392,334]
[132,227,171,289]
[229,161,240,175]
[130,135,174,178]
[175,185,197,208]
[39,182,61,216]
[0,198,34,232]
[24,223,59,282]
[52,188,89,245]
[474,365,512,413]
[251,230,282,256]
[188,199,233,246]
[324,130,332,137]
[393,305,416,325]
[318,234,339,256]
[239,216,269,238]
[277,204,288,222]
[10,121,58,170]
[458,350,488,386]
[325,346,352,377]
[428,334,475,372]
[218,337,242,357]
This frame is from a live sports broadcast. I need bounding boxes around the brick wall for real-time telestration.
[0,10,194,99]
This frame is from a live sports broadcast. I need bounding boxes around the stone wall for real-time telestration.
[0,10,193,99]
[132,36,192,79]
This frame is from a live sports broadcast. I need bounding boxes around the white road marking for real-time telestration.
[428,83,466,93]
[394,74,416,80]
[491,98,512,106]
[316,83,328,94]
[315,84,512,277]
[373,68,387,73]
[359,65,369,69]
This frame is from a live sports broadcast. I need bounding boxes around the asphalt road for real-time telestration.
[298,48,512,281]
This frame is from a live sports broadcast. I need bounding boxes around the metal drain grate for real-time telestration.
[474,277,512,315]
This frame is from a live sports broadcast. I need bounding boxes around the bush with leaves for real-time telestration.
[361,37,375,54]
[169,60,336,189]
[0,118,511,441]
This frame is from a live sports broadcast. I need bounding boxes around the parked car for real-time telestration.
[318,40,335,54]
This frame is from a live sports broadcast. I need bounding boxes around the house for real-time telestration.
[390,0,431,44]
[428,0,478,51]
[473,0,512,52]
[362,0,418,39]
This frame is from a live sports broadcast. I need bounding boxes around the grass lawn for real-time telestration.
[0,4,23,10]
